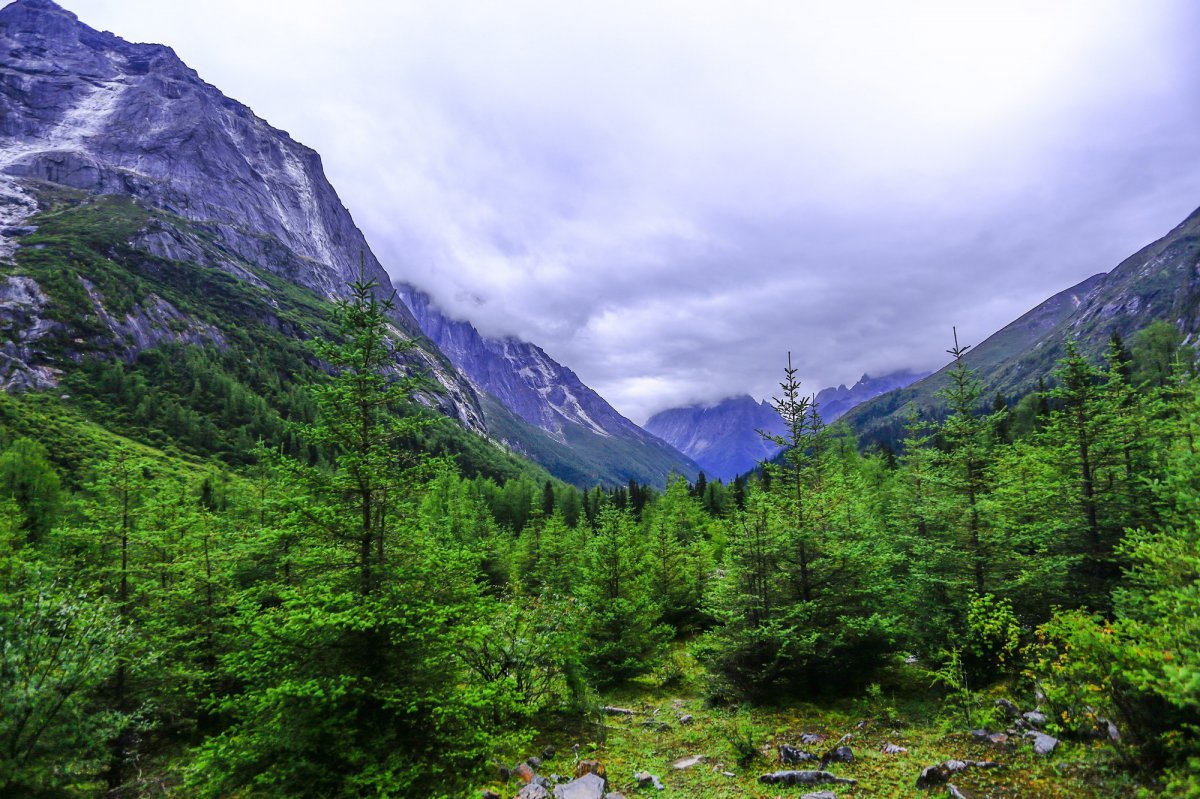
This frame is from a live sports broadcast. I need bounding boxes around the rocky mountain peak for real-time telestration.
[0,0,413,326]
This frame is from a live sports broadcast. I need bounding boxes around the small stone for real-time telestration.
[634,771,664,791]
[780,745,818,764]
[602,705,637,716]
[1028,732,1059,755]
[1022,711,1047,728]
[670,755,705,770]
[969,729,1008,746]
[947,784,970,799]
[528,757,543,769]
[915,760,1002,789]
[518,784,549,799]
[679,714,694,725]
[543,745,558,759]
[881,743,907,754]
[800,733,824,745]
[802,792,837,799]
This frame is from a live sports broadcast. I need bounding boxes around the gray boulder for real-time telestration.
[553,773,606,799]
[1027,732,1059,755]
[819,745,853,769]
[518,784,549,799]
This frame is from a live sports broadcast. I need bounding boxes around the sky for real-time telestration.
[65,0,1200,423]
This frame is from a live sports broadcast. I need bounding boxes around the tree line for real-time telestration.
[1,275,1197,797]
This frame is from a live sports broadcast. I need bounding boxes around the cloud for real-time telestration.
[69,0,1200,422]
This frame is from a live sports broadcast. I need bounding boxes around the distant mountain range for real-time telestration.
[814,369,932,423]
[644,395,784,482]
[0,0,695,487]
[645,370,928,480]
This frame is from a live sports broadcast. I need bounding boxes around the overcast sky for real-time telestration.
[66,0,1200,422]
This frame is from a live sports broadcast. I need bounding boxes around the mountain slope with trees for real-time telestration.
[843,204,1200,446]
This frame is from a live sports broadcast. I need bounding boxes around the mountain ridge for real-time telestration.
[400,284,699,486]
[0,0,697,486]
[841,203,1200,444]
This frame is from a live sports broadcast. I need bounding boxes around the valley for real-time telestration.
[0,3,1197,799]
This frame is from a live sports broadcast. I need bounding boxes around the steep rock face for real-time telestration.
[645,395,785,482]
[400,285,699,487]
[0,0,402,310]
[814,369,931,422]
[0,0,486,431]
[843,203,1200,443]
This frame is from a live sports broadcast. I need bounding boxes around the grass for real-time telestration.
[479,649,1147,799]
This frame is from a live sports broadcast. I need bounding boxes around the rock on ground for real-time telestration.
[915,760,1002,789]
[634,772,664,791]
[552,772,606,799]
[780,745,818,764]
[1028,732,1059,755]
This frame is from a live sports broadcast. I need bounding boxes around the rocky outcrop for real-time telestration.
[78,277,224,355]
[0,0,408,316]
[0,274,56,388]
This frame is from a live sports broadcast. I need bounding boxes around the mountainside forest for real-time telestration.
[4,273,1200,797]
